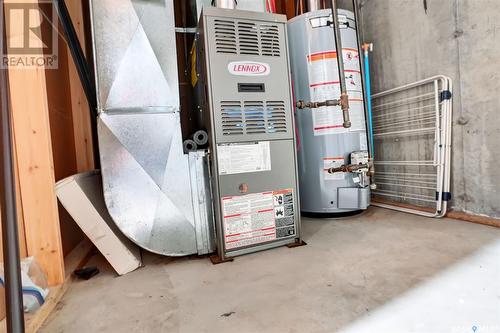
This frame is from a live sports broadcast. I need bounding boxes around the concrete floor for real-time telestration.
[41,207,500,333]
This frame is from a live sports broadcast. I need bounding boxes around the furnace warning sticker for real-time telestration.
[323,157,346,181]
[218,142,271,175]
[222,189,295,250]
[306,49,366,136]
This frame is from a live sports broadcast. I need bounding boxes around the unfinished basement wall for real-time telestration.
[359,0,500,219]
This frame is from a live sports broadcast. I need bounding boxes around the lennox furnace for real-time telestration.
[197,7,302,261]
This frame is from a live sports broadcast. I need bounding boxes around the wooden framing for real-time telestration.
[5,0,64,285]
[8,44,65,285]
[0,127,27,260]
[66,0,94,172]
[1,0,95,286]
[372,198,500,228]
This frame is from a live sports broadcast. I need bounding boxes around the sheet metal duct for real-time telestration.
[196,0,267,19]
[89,0,213,256]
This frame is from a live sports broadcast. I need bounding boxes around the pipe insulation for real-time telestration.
[193,130,209,146]
[183,139,198,153]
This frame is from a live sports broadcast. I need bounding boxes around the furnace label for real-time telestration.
[228,61,271,76]
[306,49,366,136]
[222,189,295,250]
[218,142,271,175]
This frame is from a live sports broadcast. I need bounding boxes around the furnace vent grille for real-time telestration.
[214,20,237,54]
[244,101,266,134]
[214,19,281,57]
[221,101,288,136]
[238,22,260,56]
[260,24,280,57]
[221,101,244,135]
[266,101,287,133]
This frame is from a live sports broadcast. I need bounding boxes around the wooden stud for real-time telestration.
[0,95,27,260]
[65,0,95,172]
[446,211,500,229]
[372,198,500,228]
[6,0,64,285]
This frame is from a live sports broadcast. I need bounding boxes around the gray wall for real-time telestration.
[359,0,500,218]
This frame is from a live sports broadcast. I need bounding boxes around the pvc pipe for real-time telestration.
[0,4,26,332]
[307,0,322,11]
[214,0,236,9]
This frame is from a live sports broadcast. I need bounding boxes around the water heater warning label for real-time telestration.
[218,142,271,175]
[306,49,366,136]
[222,189,295,250]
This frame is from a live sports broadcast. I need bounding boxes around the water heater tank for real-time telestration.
[288,9,370,215]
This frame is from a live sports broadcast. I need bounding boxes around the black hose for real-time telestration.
[54,0,100,168]
[0,1,26,332]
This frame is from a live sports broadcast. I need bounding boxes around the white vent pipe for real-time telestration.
[307,0,322,11]
[215,0,236,9]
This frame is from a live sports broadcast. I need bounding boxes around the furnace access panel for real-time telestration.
[198,7,301,260]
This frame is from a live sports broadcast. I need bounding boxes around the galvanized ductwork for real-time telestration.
[89,0,214,256]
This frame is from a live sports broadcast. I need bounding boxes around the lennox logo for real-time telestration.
[228,61,270,76]
[2,0,58,69]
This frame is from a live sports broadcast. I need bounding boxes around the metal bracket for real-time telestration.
[209,254,234,265]
[286,240,307,248]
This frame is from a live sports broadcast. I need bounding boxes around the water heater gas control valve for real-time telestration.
[350,151,370,173]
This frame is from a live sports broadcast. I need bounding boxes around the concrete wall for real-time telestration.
[359,0,500,218]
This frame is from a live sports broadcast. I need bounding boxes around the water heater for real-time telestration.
[197,7,302,260]
[288,9,371,215]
